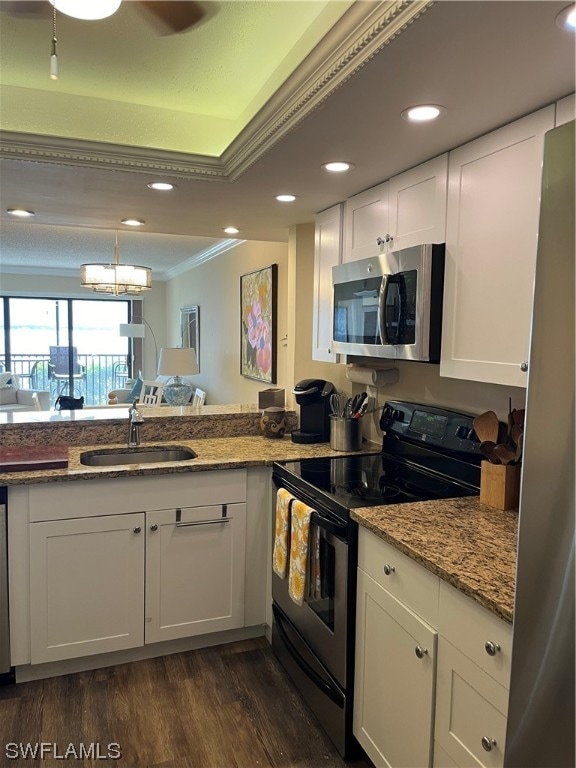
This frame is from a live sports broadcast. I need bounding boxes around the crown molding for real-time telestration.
[164,239,246,279]
[0,0,433,180]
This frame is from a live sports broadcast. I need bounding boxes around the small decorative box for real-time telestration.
[258,388,285,410]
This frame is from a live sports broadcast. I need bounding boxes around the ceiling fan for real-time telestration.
[0,1,205,35]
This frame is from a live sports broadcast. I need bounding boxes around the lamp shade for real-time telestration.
[119,323,146,338]
[157,348,199,377]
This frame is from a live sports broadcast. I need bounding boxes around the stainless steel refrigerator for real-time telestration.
[504,121,575,767]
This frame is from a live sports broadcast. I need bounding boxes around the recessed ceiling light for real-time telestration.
[275,194,297,202]
[401,105,445,122]
[322,161,354,173]
[7,208,35,217]
[121,218,145,227]
[556,4,576,30]
[223,227,240,235]
[147,182,175,191]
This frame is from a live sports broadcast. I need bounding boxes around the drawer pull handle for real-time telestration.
[383,564,395,576]
[485,640,501,656]
[415,645,428,659]
[133,526,141,534]
[481,737,497,752]
[150,523,158,532]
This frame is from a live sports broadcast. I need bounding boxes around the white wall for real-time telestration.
[165,240,289,405]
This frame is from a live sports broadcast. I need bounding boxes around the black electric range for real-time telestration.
[273,400,483,522]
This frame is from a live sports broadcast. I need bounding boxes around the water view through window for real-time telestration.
[0,297,131,407]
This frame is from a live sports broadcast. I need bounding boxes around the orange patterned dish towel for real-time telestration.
[288,499,314,605]
[273,488,294,578]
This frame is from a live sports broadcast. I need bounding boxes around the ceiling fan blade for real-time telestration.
[137,1,204,35]
[0,1,50,18]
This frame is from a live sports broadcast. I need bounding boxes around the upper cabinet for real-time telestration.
[556,93,575,126]
[440,106,555,388]
[388,154,448,250]
[343,181,390,263]
[343,156,448,263]
[312,204,343,363]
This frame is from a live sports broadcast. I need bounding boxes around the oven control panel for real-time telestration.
[381,400,483,457]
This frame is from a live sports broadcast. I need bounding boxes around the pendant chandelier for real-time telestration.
[80,232,152,296]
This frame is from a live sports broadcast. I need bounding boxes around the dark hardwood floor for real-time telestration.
[0,638,373,768]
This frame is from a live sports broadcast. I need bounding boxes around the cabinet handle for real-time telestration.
[520,361,528,372]
[149,523,158,532]
[176,517,232,528]
[376,234,393,246]
[383,564,395,576]
[485,640,501,656]
[481,737,497,752]
[133,526,141,534]
[415,645,428,659]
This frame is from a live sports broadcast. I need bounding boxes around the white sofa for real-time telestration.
[0,373,50,412]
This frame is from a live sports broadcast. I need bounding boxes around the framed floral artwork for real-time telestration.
[240,264,277,383]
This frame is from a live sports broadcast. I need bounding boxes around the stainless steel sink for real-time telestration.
[80,446,197,467]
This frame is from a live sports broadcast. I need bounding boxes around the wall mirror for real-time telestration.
[180,306,200,372]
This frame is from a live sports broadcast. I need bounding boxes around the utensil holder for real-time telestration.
[480,461,521,510]
[330,416,361,452]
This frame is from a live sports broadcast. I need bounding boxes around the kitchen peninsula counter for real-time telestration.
[351,499,518,622]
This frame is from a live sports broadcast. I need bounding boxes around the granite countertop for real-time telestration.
[351,498,518,623]
[0,435,381,485]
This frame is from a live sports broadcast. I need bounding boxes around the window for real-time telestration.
[0,297,131,406]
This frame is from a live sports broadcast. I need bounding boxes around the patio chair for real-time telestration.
[48,346,86,396]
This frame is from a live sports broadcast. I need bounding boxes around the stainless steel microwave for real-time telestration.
[331,243,445,362]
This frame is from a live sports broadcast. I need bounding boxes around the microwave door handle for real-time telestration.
[378,274,391,344]
[394,279,403,345]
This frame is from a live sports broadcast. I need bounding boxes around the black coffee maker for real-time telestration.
[291,378,335,444]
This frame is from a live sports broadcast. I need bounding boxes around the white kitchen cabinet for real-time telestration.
[555,93,575,126]
[343,181,390,263]
[434,582,512,768]
[14,471,253,671]
[388,154,448,250]
[312,204,343,362]
[440,105,555,387]
[145,503,246,644]
[354,529,438,767]
[29,512,145,664]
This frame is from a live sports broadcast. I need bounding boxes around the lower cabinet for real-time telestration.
[145,503,246,644]
[30,512,145,664]
[354,528,513,768]
[24,471,250,666]
[354,568,437,768]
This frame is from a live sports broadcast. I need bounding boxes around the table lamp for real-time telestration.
[157,347,198,405]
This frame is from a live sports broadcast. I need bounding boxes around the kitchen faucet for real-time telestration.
[128,400,144,447]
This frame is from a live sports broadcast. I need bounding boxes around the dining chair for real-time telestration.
[48,346,86,396]
[192,387,206,406]
[138,380,164,406]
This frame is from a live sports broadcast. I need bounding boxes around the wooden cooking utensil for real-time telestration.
[492,443,518,465]
[480,441,500,464]
[473,411,500,444]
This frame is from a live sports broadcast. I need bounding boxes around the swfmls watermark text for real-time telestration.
[5,742,122,760]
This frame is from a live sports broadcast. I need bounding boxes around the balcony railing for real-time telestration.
[4,354,131,407]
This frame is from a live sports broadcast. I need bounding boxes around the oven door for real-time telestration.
[272,496,351,689]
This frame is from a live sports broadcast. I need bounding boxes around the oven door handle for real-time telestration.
[272,604,344,709]
[311,511,348,540]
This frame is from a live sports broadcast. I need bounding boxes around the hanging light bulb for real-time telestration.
[50,2,59,80]
[54,0,122,20]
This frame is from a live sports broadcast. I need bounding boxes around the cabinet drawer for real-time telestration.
[435,638,508,768]
[439,581,512,688]
[358,527,439,626]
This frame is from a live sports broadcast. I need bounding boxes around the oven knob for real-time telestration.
[392,409,402,422]
[455,425,468,439]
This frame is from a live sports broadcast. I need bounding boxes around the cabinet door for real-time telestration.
[312,204,342,363]
[354,568,437,768]
[388,154,448,250]
[30,513,145,664]
[145,503,246,644]
[440,106,555,387]
[343,181,390,262]
[435,638,508,768]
